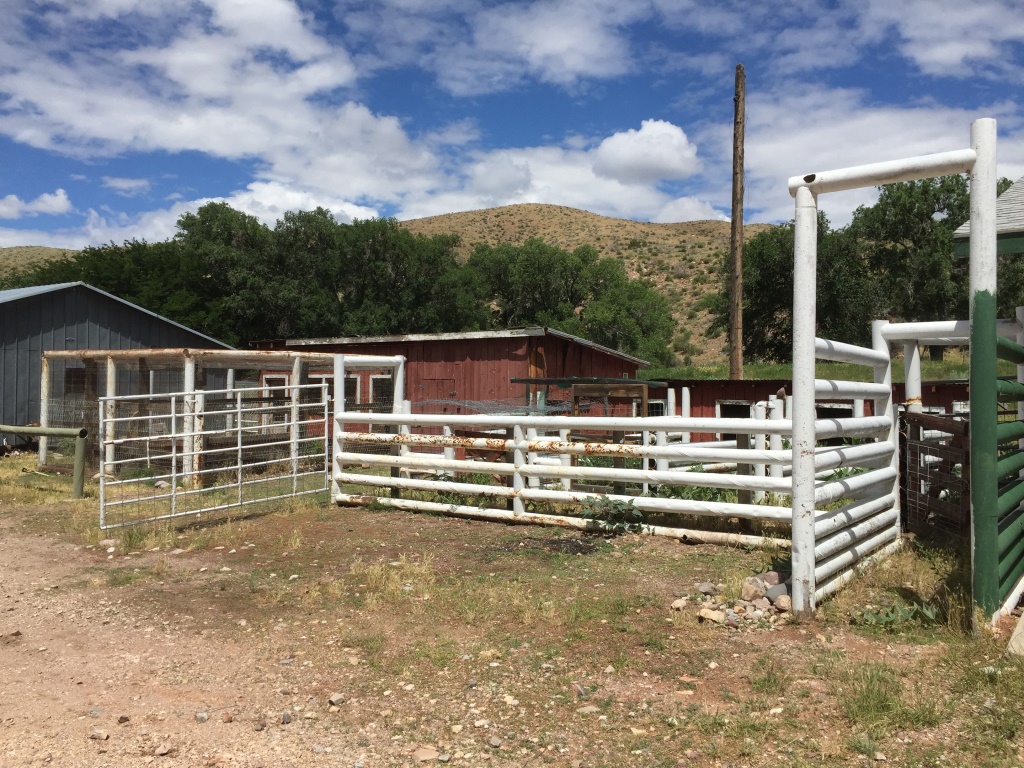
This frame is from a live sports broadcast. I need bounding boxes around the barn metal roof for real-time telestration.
[285,326,650,366]
[0,281,232,349]
[953,176,1024,256]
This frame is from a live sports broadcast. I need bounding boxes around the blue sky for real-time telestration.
[0,0,1022,249]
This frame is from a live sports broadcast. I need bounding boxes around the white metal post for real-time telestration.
[874,320,900,535]
[38,355,50,465]
[904,342,922,413]
[105,356,117,469]
[790,184,819,615]
[768,398,783,483]
[526,427,540,488]
[667,387,677,418]
[183,357,196,486]
[290,356,301,494]
[331,354,345,499]
[512,424,526,515]
[559,428,571,490]
[681,387,691,443]
[753,401,767,503]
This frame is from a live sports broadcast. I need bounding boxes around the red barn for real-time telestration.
[262,327,647,411]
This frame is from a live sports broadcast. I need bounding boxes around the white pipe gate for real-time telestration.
[788,117,997,613]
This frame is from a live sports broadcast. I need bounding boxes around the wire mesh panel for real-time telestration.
[98,383,330,528]
[901,412,970,536]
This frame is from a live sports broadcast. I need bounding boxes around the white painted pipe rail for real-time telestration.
[814,380,890,398]
[814,525,901,583]
[814,467,898,505]
[814,338,890,367]
[814,539,904,601]
[814,508,900,561]
[788,148,976,195]
[814,494,897,537]
[335,493,790,547]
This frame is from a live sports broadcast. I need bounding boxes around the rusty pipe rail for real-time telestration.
[1,424,89,498]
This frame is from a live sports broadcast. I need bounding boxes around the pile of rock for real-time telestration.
[672,571,793,630]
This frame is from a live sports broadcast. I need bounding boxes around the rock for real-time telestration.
[412,746,439,761]
[696,582,718,596]
[89,730,109,740]
[195,711,209,723]
[724,618,739,629]
[155,744,171,756]
[670,598,687,611]
[328,692,347,707]
[765,583,789,602]
[438,755,452,763]
[222,711,233,723]
[279,711,292,725]
[474,718,489,728]
[576,705,600,714]
[98,539,116,548]
[253,715,267,732]
[697,607,726,624]
[117,715,130,724]
[488,736,503,748]
[740,579,765,602]
[752,597,771,611]
[604,665,615,674]
[154,480,171,489]
[450,725,463,734]
[774,595,793,612]
[760,570,781,586]
[874,753,887,761]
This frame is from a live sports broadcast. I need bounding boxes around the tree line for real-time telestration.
[3,202,677,365]
[704,175,1017,362]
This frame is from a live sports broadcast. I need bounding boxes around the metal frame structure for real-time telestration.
[788,117,998,615]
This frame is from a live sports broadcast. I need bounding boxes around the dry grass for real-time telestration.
[0,245,76,276]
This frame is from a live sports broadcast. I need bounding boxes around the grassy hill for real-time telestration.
[0,246,75,276]
[403,203,772,365]
[1,205,774,366]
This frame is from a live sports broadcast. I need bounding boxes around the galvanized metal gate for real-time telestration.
[98,383,330,528]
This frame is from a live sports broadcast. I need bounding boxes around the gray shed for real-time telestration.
[0,282,230,446]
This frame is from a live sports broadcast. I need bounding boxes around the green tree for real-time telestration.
[706,213,879,362]
[468,238,676,365]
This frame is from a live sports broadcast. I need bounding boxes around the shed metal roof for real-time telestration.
[953,176,1024,256]
[0,281,232,349]
[285,326,649,366]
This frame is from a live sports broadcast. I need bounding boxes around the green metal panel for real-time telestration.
[997,420,1024,444]
[996,379,1024,400]
[998,476,1024,517]
[997,448,1024,479]
[1000,538,1024,590]
[998,506,1024,551]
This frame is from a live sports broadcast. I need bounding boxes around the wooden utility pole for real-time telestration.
[729,63,745,380]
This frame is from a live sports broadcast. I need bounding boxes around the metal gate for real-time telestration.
[98,383,330,528]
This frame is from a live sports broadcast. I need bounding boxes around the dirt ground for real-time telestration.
[2,473,1024,767]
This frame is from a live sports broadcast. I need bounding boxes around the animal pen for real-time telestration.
[76,118,1009,619]
[332,117,1006,618]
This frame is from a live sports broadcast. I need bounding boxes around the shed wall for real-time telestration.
[1,285,227,445]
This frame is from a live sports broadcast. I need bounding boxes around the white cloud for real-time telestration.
[0,189,72,219]
[711,85,1024,226]
[653,197,726,223]
[102,177,151,197]
[857,0,1024,79]
[593,120,699,184]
